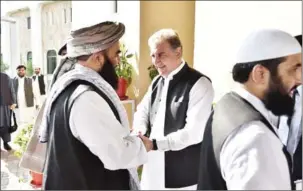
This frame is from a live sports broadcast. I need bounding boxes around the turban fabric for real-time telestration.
[66,21,125,58]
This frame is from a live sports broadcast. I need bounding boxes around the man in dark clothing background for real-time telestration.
[0,72,17,151]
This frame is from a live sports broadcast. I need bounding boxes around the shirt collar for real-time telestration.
[164,59,186,81]
[232,85,278,132]
[296,85,302,96]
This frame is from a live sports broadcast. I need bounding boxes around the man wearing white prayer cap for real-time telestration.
[197,29,302,190]
[40,21,149,190]
[32,65,47,106]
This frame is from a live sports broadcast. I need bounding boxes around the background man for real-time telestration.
[13,65,40,125]
[0,72,16,151]
[32,66,47,104]
[278,34,302,184]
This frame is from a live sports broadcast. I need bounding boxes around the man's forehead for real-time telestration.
[150,42,169,55]
[286,53,301,63]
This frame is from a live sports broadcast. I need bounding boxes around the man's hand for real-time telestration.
[10,104,17,110]
[138,132,153,152]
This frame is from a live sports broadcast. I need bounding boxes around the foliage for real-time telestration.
[137,166,143,180]
[115,43,134,86]
[0,59,9,72]
[26,60,33,76]
[13,124,33,158]
[147,64,159,81]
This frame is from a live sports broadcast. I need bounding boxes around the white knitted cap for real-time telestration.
[236,29,301,63]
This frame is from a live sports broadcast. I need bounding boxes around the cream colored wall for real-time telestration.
[9,9,31,67]
[137,1,196,102]
[194,1,302,102]
[41,1,72,77]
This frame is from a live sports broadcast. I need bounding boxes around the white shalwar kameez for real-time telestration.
[133,61,214,190]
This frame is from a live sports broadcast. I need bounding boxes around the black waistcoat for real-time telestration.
[43,80,130,190]
[197,92,295,190]
[33,75,46,95]
[147,63,211,188]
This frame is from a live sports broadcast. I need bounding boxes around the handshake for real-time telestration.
[131,129,154,152]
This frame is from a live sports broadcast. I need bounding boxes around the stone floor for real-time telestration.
[1,123,40,190]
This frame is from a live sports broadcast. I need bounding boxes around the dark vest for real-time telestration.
[43,80,130,190]
[13,77,34,108]
[147,63,211,188]
[197,92,294,190]
[33,75,46,95]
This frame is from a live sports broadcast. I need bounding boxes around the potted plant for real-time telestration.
[0,59,9,72]
[115,43,134,100]
[147,64,159,81]
[14,124,43,188]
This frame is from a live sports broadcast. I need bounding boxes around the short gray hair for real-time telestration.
[148,29,183,51]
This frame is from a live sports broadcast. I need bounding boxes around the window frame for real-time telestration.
[46,50,57,74]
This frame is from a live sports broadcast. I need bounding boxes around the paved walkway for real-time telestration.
[1,147,35,190]
[1,123,39,190]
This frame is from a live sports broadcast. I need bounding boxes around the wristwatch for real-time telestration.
[152,139,158,150]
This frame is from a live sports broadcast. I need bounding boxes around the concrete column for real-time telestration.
[29,3,43,71]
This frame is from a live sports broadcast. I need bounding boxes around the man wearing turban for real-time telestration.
[197,29,301,190]
[39,21,149,190]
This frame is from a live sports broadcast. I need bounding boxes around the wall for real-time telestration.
[9,9,31,69]
[138,1,196,102]
[194,1,302,102]
[42,1,72,80]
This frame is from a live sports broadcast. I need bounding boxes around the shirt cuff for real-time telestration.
[156,137,170,151]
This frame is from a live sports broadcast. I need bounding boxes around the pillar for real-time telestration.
[30,3,43,71]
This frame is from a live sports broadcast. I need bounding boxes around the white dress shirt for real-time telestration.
[220,86,291,190]
[133,61,214,190]
[69,85,148,171]
[15,76,40,124]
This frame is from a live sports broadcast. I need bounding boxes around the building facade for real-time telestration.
[1,1,73,85]
[1,1,301,102]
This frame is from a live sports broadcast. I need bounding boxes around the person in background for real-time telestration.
[33,66,47,103]
[197,29,301,190]
[13,65,40,125]
[133,28,214,190]
[0,72,17,151]
[278,34,302,183]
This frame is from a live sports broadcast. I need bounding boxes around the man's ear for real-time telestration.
[174,47,182,58]
[251,64,268,84]
[90,52,104,65]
